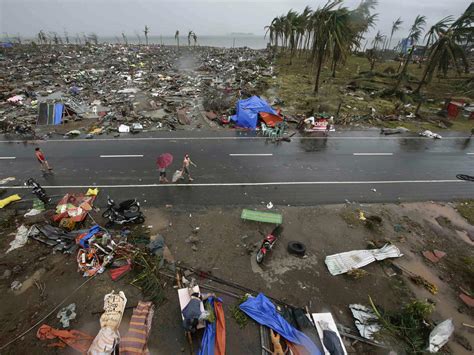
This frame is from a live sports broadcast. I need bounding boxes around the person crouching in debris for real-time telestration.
[182,154,197,182]
[182,292,215,333]
[35,147,52,171]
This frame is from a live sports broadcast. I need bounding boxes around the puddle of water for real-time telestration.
[401,202,474,246]
[250,254,319,288]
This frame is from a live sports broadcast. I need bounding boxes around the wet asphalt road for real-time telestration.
[1,131,473,206]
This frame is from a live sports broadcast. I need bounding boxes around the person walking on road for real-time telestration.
[35,147,52,172]
[182,154,197,182]
[159,167,168,183]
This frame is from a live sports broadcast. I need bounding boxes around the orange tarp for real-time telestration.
[214,299,226,355]
[260,112,283,128]
[36,324,93,353]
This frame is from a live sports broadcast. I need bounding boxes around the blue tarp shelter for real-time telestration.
[231,96,276,129]
[54,103,64,125]
[240,293,321,355]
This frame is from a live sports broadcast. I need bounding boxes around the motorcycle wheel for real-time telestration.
[102,210,112,218]
[256,249,265,264]
[128,205,139,213]
[134,216,145,224]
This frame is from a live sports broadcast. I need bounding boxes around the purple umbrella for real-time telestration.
[156,153,173,169]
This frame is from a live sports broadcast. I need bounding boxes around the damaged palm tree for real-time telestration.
[131,252,165,305]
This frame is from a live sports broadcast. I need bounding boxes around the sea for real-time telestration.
[100,35,269,49]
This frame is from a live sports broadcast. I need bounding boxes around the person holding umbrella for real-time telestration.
[157,153,173,183]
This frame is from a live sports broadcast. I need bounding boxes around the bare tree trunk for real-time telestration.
[314,49,325,93]
[394,46,414,91]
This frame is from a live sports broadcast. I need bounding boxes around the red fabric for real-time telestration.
[36,324,93,353]
[214,299,226,355]
[53,193,96,223]
[35,151,45,162]
[109,262,132,281]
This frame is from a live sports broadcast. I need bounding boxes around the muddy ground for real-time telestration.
[0,201,473,354]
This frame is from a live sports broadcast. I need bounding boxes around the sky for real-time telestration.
[0,0,470,38]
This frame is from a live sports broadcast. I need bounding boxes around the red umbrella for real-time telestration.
[156,153,173,169]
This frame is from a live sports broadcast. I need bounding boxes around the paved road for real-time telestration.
[1,131,473,206]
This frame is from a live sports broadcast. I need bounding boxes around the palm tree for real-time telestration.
[187,31,194,46]
[121,32,128,45]
[387,17,403,51]
[144,25,149,46]
[415,5,472,94]
[393,15,426,91]
[310,1,354,93]
[175,30,180,50]
[418,16,452,67]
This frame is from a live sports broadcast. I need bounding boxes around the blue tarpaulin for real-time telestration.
[53,103,64,125]
[230,96,276,129]
[240,293,321,355]
[198,297,217,355]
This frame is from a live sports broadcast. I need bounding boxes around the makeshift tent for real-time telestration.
[231,96,276,129]
[240,293,321,355]
[37,102,77,125]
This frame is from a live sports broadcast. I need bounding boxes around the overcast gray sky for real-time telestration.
[0,0,470,38]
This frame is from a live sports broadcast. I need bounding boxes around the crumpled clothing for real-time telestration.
[37,324,93,352]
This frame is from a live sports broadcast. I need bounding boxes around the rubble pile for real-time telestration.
[0,44,273,137]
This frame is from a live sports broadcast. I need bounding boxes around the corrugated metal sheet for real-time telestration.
[325,244,403,276]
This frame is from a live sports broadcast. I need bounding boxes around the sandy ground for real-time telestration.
[0,201,473,354]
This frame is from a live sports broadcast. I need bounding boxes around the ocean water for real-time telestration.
[100,35,269,49]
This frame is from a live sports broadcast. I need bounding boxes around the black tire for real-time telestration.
[102,209,112,219]
[256,249,264,264]
[287,241,306,256]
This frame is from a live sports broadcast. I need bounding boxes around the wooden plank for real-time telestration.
[241,209,282,224]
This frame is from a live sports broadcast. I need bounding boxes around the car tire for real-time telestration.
[287,241,306,256]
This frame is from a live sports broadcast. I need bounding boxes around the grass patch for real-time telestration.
[271,53,473,131]
[457,200,474,225]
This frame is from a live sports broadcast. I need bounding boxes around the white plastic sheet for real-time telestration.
[427,319,454,353]
[349,304,381,342]
[7,225,30,254]
[325,244,403,276]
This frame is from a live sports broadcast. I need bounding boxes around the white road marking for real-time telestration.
[353,153,393,156]
[229,153,273,156]
[3,179,464,189]
[100,155,143,158]
[467,153,474,155]
[0,157,16,160]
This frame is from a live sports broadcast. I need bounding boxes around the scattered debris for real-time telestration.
[349,304,381,342]
[427,319,454,353]
[422,250,446,263]
[419,130,442,139]
[57,303,77,328]
[7,225,30,253]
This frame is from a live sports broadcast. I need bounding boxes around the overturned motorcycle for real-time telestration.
[102,196,144,226]
[25,178,51,204]
[256,225,283,264]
